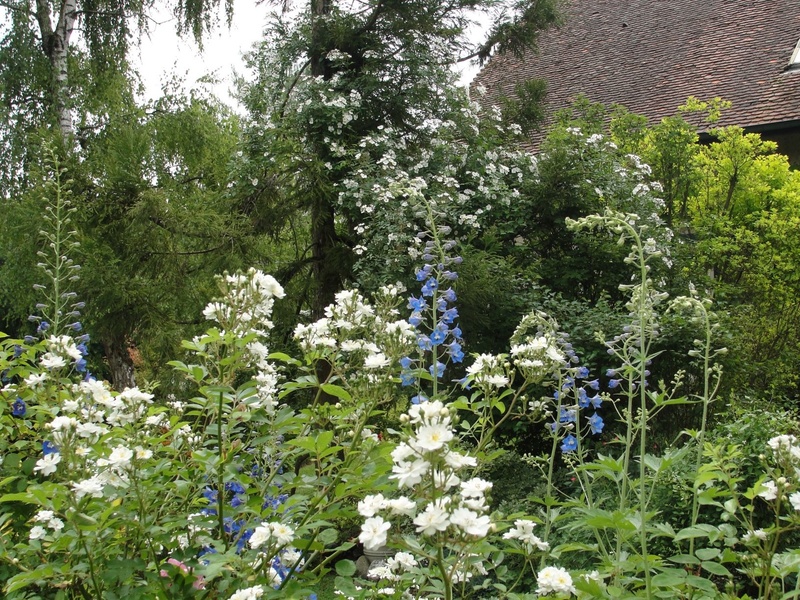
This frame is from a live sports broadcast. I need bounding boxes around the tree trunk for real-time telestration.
[309,0,339,319]
[35,0,77,138]
[102,334,136,391]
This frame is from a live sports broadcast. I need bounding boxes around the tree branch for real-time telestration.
[0,0,35,18]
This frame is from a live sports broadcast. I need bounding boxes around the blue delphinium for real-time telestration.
[555,367,605,454]
[588,413,605,434]
[11,397,26,418]
[399,230,465,398]
[561,434,578,453]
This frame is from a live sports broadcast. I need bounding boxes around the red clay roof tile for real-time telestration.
[474,0,800,148]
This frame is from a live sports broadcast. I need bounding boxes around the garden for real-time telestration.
[2,1,800,598]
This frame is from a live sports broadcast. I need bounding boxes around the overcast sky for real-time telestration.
[132,2,483,109]
[133,3,267,107]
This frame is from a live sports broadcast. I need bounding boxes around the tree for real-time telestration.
[236,0,561,318]
[612,101,800,399]
[0,0,245,388]
[0,0,234,199]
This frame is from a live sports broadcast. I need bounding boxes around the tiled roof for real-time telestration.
[473,0,800,148]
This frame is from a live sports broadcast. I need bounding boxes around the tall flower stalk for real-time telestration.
[668,288,724,555]
[568,210,671,594]
[30,146,84,339]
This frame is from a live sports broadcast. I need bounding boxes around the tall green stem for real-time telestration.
[217,390,226,548]
[636,237,652,597]
[689,301,713,557]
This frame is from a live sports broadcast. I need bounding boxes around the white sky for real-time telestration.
[134,3,268,107]
[133,2,483,108]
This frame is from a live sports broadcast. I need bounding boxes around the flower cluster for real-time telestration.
[503,519,549,552]
[228,585,265,600]
[38,333,89,374]
[755,434,800,511]
[366,551,419,582]
[509,311,569,385]
[203,268,285,338]
[536,565,576,596]
[358,398,494,586]
[28,509,65,541]
[552,366,605,454]
[293,286,416,383]
[199,268,285,412]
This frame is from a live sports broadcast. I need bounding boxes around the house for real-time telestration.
[473,0,800,164]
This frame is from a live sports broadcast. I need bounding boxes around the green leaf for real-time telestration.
[643,453,663,473]
[651,570,687,587]
[318,527,339,546]
[675,525,716,541]
[700,561,731,576]
[668,554,700,565]
[320,384,352,402]
[269,352,301,366]
[335,574,360,597]
[335,559,356,577]
[684,573,717,592]
[0,476,20,489]
[315,430,334,454]
[0,492,38,504]
[695,547,720,561]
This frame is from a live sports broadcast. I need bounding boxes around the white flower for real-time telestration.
[390,458,429,489]
[460,477,493,499]
[104,445,134,468]
[33,510,54,523]
[504,519,550,551]
[742,529,768,544]
[758,480,778,501]
[228,585,265,600]
[203,301,225,322]
[444,451,477,470]
[49,517,64,531]
[413,423,453,452]
[49,416,77,432]
[281,548,305,569]
[358,494,387,517]
[387,551,417,572]
[24,373,48,388]
[364,353,390,369]
[450,507,491,537]
[269,522,295,545]
[360,516,391,551]
[119,387,154,405]
[76,422,106,438]
[391,443,415,464]
[72,476,105,499]
[368,564,395,581]
[768,434,797,452]
[545,346,565,362]
[789,492,800,511]
[34,453,61,476]
[484,374,509,388]
[29,525,47,540]
[432,469,460,491]
[413,501,450,536]
[249,524,272,549]
[386,497,417,517]
[134,446,153,460]
[40,353,66,370]
[536,566,576,595]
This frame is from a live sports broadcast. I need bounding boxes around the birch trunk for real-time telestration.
[35,0,77,138]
